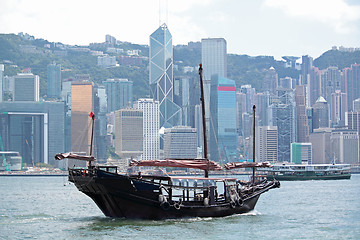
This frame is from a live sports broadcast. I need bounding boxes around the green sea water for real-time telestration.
[0,175,359,240]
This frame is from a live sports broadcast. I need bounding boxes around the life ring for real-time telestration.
[173,202,181,210]
[236,198,243,207]
[160,201,170,211]
[230,201,236,209]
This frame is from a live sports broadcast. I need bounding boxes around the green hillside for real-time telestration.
[1,33,359,100]
[313,49,360,70]
[0,33,149,99]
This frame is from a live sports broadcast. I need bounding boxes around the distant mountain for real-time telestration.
[1,33,359,99]
[0,33,149,99]
[314,49,360,70]
[227,54,300,91]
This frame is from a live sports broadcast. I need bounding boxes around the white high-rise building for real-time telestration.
[0,64,4,102]
[135,98,160,160]
[256,126,278,163]
[201,38,227,81]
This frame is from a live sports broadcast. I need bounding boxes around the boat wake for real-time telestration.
[240,210,261,216]
[165,216,214,223]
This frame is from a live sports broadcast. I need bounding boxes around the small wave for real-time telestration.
[11,214,54,224]
[241,210,261,216]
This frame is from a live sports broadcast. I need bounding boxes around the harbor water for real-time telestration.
[0,175,359,240]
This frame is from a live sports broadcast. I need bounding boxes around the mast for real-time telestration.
[89,111,95,167]
[198,64,209,178]
[252,105,256,184]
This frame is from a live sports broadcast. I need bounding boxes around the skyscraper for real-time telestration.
[278,77,294,89]
[309,128,332,164]
[345,112,360,134]
[313,96,329,129]
[0,101,65,166]
[240,85,256,114]
[346,112,360,163]
[201,38,227,140]
[322,66,341,103]
[254,92,271,126]
[103,78,133,113]
[354,98,360,112]
[0,64,3,102]
[14,73,39,101]
[295,85,309,142]
[262,67,278,95]
[210,75,237,163]
[71,81,94,155]
[149,23,181,128]
[342,63,360,111]
[309,66,322,106]
[173,76,197,127]
[301,55,313,85]
[255,126,278,163]
[268,102,296,162]
[201,38,227,81]
[47,63,61,98]
[330,90,347,126]
[163,126,197,159]
[115,108,143,158]
[135,98,160,160]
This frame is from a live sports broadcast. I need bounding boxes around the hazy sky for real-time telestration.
[1,0,359,60]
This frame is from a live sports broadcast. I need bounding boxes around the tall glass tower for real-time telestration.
[149,23,181,128]
[103,78,133,113]
[0,64,3,102]
[210,75,237,163]
[47,63,61,98]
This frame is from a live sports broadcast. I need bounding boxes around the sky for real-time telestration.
[0,0,359,60]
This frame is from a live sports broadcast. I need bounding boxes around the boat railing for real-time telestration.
[167,180,238,204]
[135,176,233,204]
[69,168,95,178]
[69,166,118,178]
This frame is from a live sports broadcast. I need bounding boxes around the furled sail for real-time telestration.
[130,158,222,171]
[55,152,96,162]
[224,162,272,170]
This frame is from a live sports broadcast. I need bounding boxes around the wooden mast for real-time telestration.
[252,105,256,184]
[89,112,95,168]
[198,64,209,178]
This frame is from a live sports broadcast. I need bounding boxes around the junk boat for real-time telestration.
[55,65,280,219]
[264,163,351,181]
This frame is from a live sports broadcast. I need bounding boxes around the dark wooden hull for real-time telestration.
[70,169,278,219]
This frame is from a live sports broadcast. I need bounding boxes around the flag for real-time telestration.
[89,111,95,119]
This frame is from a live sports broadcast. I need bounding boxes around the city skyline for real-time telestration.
[0,0,359,60]
[1,19,359,166]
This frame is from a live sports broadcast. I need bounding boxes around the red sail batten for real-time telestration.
[130,159,222,171]
[224,162,272,170]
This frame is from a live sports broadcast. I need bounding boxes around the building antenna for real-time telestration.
[166,0,168,24]
[159,0,168,25]
[159,0,161,26]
